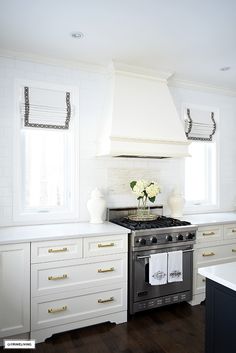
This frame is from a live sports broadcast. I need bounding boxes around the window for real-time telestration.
[14,81,78,223]
[185,141,217,210]
[183,104,218,212]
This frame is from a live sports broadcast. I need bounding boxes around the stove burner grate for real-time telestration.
[111,216,191,230]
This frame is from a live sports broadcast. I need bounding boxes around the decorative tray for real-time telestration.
[127,214,158,221]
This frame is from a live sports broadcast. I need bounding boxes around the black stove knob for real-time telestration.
[139,238,146,246]
[177,234,184,241]
[152,237,157,244]
[166,235,173,242]
[187,232,195,240]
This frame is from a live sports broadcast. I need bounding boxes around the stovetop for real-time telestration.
[111,216,191,231]
[108,208,197,248]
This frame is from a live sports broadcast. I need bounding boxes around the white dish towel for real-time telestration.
[168,250,183,283]
[149,253,168,285]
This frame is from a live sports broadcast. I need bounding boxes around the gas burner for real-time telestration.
[111,216,191,231]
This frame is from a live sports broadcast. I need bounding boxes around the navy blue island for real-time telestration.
[199,262,236,353]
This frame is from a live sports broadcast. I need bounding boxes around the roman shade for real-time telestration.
[21,86,71,129]
[185,107,216,141]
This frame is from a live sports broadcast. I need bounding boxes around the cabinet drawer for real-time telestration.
[197,225,223,243]
[31,254,127,297]
[31,284,127,330]
[195,245,224,264]
[224,224,236,240]
[195,243,236,264]
[31,239,83,263]
[226,244,236,259]
[84,234,127,257]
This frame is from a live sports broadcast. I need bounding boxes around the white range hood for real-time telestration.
[97,64,190,158]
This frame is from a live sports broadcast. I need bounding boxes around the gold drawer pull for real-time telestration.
[48,305,67,314]
[97,242,115,248]
[98,297,114,304]
[232,229,236,233]
[48,247,68,253]
[202,232,215,236]
[48,274,68,281]
[232,249,236,252]
[202,252,215,257]
[98,267,115,273]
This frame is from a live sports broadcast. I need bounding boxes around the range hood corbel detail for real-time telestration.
[97,63,190,159]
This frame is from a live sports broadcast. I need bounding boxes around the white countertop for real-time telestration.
[1,211,236,245]
[198,262,236,292]
[0,222,129,245]
[182,212,236,226]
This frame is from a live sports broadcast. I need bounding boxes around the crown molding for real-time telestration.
[169,77,236,97]
[1,49,236,96]
[109,61,174,81]
[0,49,107,74]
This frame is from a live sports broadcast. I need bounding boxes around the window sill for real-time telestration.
[184,204,220,215]
[12,210,79,226]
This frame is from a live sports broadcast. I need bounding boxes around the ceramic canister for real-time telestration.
[87,188,106,224]
[167,186,185,218]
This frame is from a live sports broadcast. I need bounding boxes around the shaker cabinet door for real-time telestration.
[0,243,30,339]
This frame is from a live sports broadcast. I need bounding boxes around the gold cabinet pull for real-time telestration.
[202,252,215,257]
[48,247,68,253]
[202,232,215,236]
[232,249,236,252]
[97,267,115,273]
[48,274,68,281]
[98,297,114,304]
[48,305,67,313]
[97,242,115,248]
[232,229,236,233]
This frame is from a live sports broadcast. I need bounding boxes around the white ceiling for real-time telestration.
[1,0,236,90]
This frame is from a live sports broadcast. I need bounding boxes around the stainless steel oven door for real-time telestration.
[132,246,193,303]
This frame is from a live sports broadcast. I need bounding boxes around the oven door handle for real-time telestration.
[136,248,194,260]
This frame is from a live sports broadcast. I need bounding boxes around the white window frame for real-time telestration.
[13,80,79,224]
[182,103,220,214]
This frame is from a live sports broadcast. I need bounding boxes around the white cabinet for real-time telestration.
[31,253,127,297]
[30,233,128,343]
[0,243,30,340]
[31,284,126,331]
[196,225,223,243]
[84,234,127,257]
[224,223,236,241]
[191,223,236,305]
[31,238,83,264]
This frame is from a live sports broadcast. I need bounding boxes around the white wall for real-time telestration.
[0,56,236,226]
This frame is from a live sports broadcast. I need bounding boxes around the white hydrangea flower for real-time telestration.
[130,179,160,201]
[133,182,145,197]
[146,183,160,198]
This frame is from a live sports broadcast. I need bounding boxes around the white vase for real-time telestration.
[87,188,106,224]
[167,186,185,218]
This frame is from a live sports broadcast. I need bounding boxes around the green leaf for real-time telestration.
[130,181,137,190]
[149,196,156,203]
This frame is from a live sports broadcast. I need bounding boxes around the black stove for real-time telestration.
[111,216,191,231]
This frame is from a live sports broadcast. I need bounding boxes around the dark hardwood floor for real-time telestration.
[1,303,205,353]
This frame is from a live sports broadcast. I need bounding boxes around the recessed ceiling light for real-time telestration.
[71,32,84,39]
[220,66,231,71]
